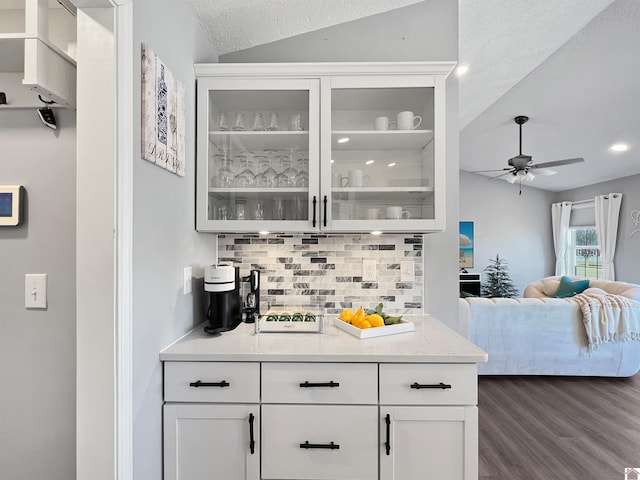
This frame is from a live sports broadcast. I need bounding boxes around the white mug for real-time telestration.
[374,116,396,131]
[386,206,410,220]
[366,208,381,220]
[397,111,422,130]
[348,169,364,187]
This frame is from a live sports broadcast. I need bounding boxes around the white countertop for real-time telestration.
[160,315,488,363]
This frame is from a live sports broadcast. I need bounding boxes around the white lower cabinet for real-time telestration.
[380,406,478,480]
[163,361,478,480]
[164,403,260,480]
[262,405,378,480]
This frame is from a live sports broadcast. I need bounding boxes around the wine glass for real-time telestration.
[294,157,309,188]
[233,151,255,188]
[255,150,277,188]
[213,146,233,188]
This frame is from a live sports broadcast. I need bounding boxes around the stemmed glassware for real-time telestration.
[275,147,299,187]
[255,150,277,188]
[213,145,234,188]
[294,156,309,188]
[233,151,256,188]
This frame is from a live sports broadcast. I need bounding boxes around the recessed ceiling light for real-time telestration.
[371,231,382,235]
[388,162,396,167]
[330,159,335,163]
[258,231,269,235]
[456,64,469,76]
[337,137,350,144]
[365,160,374,165]
[609,143,629,152]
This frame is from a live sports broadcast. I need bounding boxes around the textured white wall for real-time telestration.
[459,171,557,296]
[131,2,218,479]
[0,109,76,479]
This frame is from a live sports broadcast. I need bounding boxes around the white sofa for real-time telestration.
[460,277,640,377]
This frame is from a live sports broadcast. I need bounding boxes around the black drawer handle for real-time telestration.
[248,413,255,455]
[299,381,340,388]
[189,380,230,388]
[410,382,451,390]
[384,414,391,456]
[299,441,340,450]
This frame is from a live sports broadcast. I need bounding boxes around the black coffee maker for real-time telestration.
[204,264,260,334]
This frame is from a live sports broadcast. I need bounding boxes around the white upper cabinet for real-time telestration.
[195,62,454,234]
[0,0,76,109]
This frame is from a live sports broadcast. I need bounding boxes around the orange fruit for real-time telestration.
[366,314,385,328]
[339,309,354,323]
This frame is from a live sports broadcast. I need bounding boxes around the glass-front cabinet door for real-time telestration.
[322,74,446,232]
[197,77,320,232]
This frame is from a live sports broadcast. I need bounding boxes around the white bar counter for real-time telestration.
[160,315,487,363]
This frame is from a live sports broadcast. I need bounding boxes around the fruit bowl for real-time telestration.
[333,317,414,339]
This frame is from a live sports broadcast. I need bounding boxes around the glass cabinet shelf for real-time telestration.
[331,130,433,150]
[209,131,309,151]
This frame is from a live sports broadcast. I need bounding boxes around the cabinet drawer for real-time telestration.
[164,362,259,403]
[262,405,378,480]
[379,363,477,405]
[261,362,377,404]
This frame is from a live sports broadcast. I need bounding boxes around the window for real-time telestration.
[569,227,602,280]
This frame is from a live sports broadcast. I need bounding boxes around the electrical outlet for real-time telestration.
[183,267,193,295]
[401,261,414,282]
[25,273,47,309]
[362,260,377,281]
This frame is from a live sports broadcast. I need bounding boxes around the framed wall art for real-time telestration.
[459,221,474,269]
[141,43,185,177]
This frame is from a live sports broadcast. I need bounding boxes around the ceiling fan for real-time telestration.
[475,115,585,193]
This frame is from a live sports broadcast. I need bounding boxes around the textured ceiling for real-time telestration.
[187,0,639,192]
[186,0,425,56]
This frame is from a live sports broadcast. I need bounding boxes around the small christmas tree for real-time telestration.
[482,255,519,298]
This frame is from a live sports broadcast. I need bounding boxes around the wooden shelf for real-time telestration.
[331,130,433,150]
[209,130,309,151]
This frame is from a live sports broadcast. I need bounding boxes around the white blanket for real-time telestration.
[570,293,640,350]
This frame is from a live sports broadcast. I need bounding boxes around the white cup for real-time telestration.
[386,206,410,220]
[374,116,396,131]
[366,208,381,220]
[348,169,364,187]
[397,111,422,130]
[332,173,344,187]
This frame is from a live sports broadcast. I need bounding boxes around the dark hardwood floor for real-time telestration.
[479,374,640,479]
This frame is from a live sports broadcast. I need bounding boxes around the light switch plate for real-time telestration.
[25,273,47,309]
[401,261,414,282]
[183,267,193,295]
[362,260,377,281]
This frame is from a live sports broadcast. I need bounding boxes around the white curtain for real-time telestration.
[551,202,573,276]
[595,193,623,280]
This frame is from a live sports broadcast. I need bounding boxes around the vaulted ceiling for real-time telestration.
[186,0,639,192]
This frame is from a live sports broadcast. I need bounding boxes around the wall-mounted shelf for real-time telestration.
[0,1,76,109]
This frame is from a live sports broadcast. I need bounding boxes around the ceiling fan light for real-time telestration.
[506,174,518,184]
[525,172,535,181]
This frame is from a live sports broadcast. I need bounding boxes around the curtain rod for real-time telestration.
[571,199,594,205]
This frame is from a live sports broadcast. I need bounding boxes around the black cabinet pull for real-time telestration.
[299,381,340,388]
[248,413,255,455]
[410,382,451,390]
[323,195,327,227]
[189,380,230,388]
[312,196,317,227]
[385,414,391,455]
[299,441,340,450]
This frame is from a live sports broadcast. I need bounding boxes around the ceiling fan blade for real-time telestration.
[490,171,514,181]
[471,168,512,173]
[530,157,584,169]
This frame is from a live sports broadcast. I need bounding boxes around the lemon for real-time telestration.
[359,320,372,329]
[366,314,385,328]
[352,307,365,325]
[339,309,354,323]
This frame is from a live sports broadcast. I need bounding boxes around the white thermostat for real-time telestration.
[0,185,25,226]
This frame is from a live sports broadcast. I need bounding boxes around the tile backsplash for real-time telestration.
[218,234,423,314]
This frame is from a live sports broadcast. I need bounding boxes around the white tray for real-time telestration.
[333,317,414,339]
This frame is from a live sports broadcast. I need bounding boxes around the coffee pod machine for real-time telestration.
[204,264,260,334]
